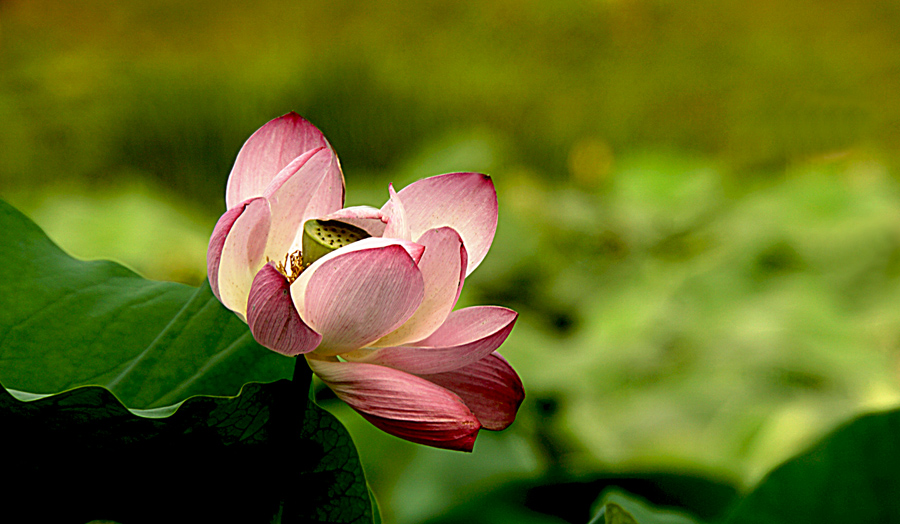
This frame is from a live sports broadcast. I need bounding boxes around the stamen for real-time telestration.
[269,250,306,284]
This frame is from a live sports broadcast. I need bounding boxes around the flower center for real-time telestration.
[272,250,305,284]
[271,219,371,284]
[301,219,370,266]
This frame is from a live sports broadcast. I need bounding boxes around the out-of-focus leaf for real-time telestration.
[589,490,703,524]
[525,473,737,523]
[726,407,900,524]
[422,473,733,524]
[1,378,374,523]
[369,487,383,524]
[605,504,639,524]
[0,198,292,408]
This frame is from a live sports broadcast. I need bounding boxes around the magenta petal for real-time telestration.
[247,264,322,355]
[308,359,481,451]
[419,352,524,431]
[351,306,517,375]
[226,113,334,208]
[292,243,425,354]
[395,172,498,275]
[208,197,271,318]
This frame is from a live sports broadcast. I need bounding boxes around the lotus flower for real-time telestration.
[207,113,523,451]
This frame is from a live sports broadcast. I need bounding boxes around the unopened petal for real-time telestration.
[247,264,322,355]
[226,113,337,208]
[262,147,344,258]
[393,172,498,275]
[308,358,481,451]
[374,227,467,347]
[349,306,517,375]
[291,242,425,355]
[211,197,271,318]
[418,352,524,431]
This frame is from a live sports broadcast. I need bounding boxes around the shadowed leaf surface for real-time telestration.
[1,379,374,523]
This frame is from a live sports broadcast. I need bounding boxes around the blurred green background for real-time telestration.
[3,0,900,522]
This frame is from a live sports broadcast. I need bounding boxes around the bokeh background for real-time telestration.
[4,1,900,522]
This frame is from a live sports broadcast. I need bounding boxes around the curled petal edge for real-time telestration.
[207,205,244,302]
[381,184,411,241]
[208,197,271,317]
[321,206,387,237]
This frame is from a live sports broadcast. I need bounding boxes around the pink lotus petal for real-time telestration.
[247,263,322,355]
[308,359,481,451]
[207,205,243,302]
[381,184,411,241]
[322,206,387,237]
[393,172,498,276]
[210,197,272,318]
[226,113,335,208]
[418,352,524,431]
[291,243,425,355]
[261,147,344,258]
[349,306,517,375]
[374,227,468,347]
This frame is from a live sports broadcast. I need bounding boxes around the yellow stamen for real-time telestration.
[269,250,306,284]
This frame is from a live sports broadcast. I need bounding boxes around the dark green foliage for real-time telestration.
[423,473,738,524]
[574,407,900,523]
[589,490,701,524]
[0,379,374,523]
[726,407,900,524]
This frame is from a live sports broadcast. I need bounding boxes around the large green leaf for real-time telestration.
[0,200,376,522]
[0,198,292,408]
[1,377,375,523]
[726,407,900,523]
